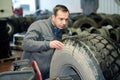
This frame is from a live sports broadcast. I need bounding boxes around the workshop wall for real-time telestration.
[40,0,120,14]
[39,0,82,13]
[97,0,120,14]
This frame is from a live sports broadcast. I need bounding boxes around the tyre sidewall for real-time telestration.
[50,45,105,80]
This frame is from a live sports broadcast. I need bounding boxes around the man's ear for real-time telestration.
[52,15,55,21]
[52,15,55,18]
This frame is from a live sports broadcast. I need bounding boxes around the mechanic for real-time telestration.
[21,4,70,80]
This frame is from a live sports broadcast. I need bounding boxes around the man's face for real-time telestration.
[52,10,69,29]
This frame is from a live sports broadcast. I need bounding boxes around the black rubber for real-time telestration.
[73,16,99,29]
[50,34,120,80]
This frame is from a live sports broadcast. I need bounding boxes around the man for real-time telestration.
[21,4,69,79]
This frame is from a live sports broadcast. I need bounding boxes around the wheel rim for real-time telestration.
[59,64,82,80]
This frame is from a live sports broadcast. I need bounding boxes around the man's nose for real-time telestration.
[62,20,67,25]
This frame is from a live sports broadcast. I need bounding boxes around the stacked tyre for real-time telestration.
[70,13,120,45]
[7,16,35,41]
[50,34,120,80]
[0,19,12,59]
[50,13,120,80]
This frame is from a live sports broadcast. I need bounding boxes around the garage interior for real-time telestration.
[0,0,120,80]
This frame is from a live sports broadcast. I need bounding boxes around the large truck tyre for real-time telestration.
[50,34,120,80]
[7,17,20,41]
[73,16,99,29]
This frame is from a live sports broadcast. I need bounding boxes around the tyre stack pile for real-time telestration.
[7,16,35,41]
[70,13,120,45]
[57,13,120,80]
[0,19,12,59]
[51,33,120,80]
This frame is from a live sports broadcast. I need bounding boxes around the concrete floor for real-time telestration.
[0,50,23,73]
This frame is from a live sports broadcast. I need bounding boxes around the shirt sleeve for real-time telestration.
[22,21,51,52]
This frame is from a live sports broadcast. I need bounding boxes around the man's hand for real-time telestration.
[49,40,64,50]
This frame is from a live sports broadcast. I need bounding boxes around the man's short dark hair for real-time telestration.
[53,4,69,16]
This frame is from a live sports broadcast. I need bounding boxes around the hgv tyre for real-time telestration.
[50,34,120,80]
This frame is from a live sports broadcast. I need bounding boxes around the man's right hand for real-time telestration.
[49,40,64,50]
